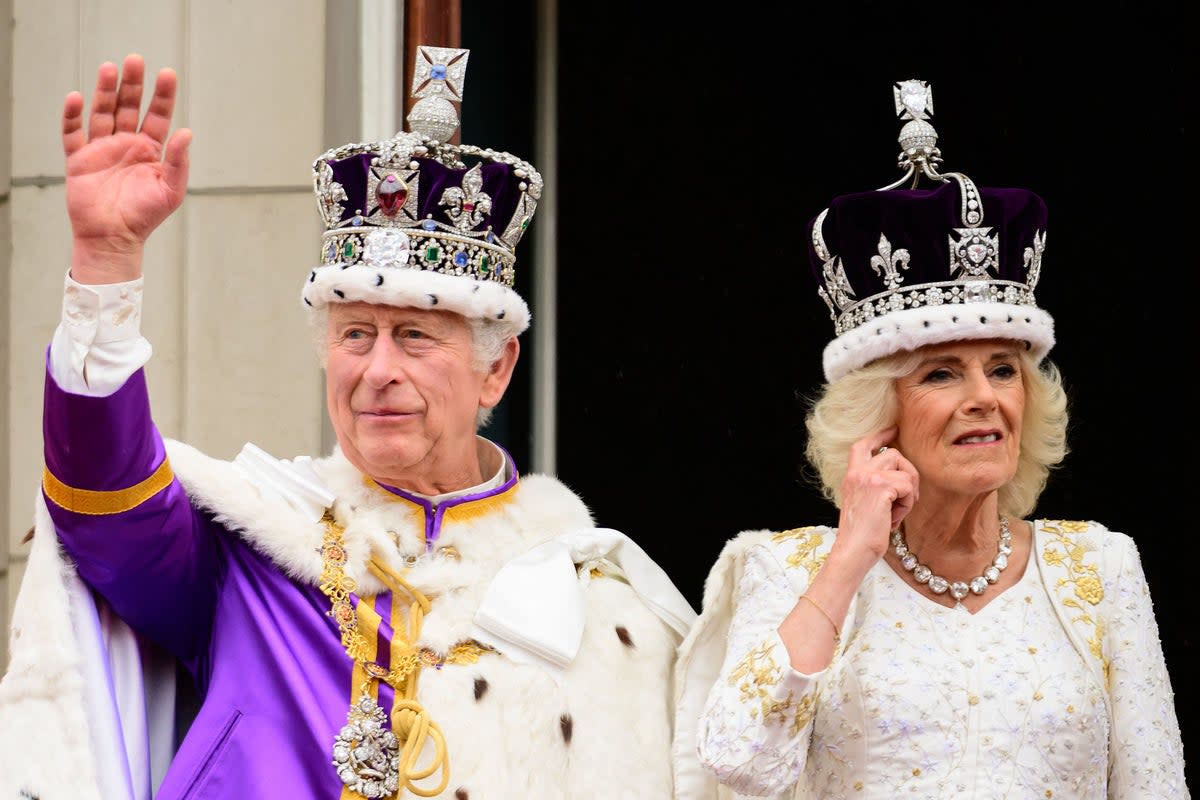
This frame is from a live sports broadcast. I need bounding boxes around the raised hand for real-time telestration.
[777,427,920,672]
[834,427,919,562]
[62,53,191,283]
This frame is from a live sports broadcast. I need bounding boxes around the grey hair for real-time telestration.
[309,306,513,430]
[466,316,511,428]
[803,346,1069,519]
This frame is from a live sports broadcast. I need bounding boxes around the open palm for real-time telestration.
[63,54,190,280]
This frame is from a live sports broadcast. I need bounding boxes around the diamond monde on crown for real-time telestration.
[887,78,943,189]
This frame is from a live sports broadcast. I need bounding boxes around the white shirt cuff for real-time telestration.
[49,271,152,396]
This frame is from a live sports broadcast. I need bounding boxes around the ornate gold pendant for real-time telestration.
[332,692,400,799]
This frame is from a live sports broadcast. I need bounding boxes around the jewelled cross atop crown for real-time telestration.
[806,79,1054,382]
[303,46,541,335]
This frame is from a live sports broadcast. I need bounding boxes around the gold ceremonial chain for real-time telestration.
[318,511,490,798]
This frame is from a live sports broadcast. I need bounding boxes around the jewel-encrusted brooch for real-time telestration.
[332,692,402,799]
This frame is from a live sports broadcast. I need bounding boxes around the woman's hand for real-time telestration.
[778,428,921,672]
[63,53,191,284]
[834,427,920,564]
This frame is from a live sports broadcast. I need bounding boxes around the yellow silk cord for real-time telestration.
[368,557,450,798]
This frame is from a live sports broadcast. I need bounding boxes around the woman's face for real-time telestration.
[893,339,1025,499]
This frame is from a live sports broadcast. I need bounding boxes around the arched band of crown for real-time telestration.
[320,229,516,287]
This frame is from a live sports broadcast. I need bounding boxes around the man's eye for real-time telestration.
[400,330,426,340]
[345,329,367,339]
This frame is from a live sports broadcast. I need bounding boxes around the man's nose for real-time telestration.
[362,337,406,389]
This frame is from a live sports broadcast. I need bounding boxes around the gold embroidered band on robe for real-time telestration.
[41,457,174,515]
[1038,519,1109,680]
[320,511,494,798]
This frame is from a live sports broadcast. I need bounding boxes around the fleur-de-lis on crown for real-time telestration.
[820,255,857,314]
[870,234,910,290]
[316,161,348,226]
[813,208,857,314]
[1024,231,1047,290]
[440,164,492,231]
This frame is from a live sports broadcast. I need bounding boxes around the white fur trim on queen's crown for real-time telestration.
[822,301,1055,383]
[301,263,530,338]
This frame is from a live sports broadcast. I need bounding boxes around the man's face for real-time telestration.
[324,302,516,492]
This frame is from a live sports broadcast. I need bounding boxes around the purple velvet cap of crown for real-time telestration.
[807,180,1054,382]
[807,182,1047,291]
[325,154,526,234]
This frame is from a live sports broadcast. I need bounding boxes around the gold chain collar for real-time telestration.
[317,511,492,798]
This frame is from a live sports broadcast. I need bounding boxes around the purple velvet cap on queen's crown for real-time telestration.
[807,80,1054,382]
[303,46,541,339]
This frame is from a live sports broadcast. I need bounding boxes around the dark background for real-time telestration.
[467,0,1194,790]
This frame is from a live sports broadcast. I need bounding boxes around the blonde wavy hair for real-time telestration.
[803,345,1069,518]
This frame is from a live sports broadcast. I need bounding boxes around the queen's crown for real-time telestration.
[810,79,1047,338]
[806,79,1055,382]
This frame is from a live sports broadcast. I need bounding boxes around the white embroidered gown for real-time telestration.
[692,522,1188,799]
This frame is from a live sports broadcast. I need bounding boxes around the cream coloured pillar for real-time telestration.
[3,0,338,659]
[1,0,13,670]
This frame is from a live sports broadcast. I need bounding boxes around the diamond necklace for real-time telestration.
[891,516,1012,602]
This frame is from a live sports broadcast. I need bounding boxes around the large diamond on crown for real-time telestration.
[894,79,932,120]
[362,229,411,268]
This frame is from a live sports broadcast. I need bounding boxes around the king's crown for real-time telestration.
[311,46,541,288]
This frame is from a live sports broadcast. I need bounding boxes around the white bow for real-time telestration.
[232,442,335,523]
[471,527,697,681]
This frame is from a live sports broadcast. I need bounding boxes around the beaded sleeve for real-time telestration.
[1102,532,1189,797]
[696,542,824,796]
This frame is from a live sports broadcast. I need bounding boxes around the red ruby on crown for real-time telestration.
[375,174,408,217]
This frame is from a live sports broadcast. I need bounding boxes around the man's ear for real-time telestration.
[480,336,519,409]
